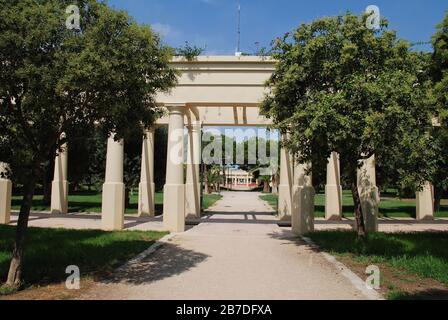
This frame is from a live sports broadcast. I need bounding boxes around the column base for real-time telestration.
[185,182,201,219]
[292,186,315,235]
[163,184,185,232]
[278,184,292,221]
[138,182,155,217]
[101,182,125,231]
[0,179,12,225]
[359,187,379,232]
[50,180,69,214]
[416,184,434,221]
[325,184,342,221]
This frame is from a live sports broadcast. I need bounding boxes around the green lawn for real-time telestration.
[259,194,278,212]
[307,231,448,299]
[0,225,167,294]
[203,194,223,210]
[260,191,448,218]
[12,192,222,215]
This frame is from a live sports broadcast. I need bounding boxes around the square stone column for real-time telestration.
[357,156,379,232]
[278,138,293,221]
[292,159,315,235]
[138,128,156,217]
[0,163,11,225]
[101,135,125,231]
[163,105,186,232]
[51,139,69,214]
[185,121,202,219]
[416,182,434,220]
[325,152,342,220]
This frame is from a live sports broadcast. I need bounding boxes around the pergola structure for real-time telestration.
[0,56,435,234]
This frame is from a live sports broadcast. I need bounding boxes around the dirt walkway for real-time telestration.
[82,192,377,300]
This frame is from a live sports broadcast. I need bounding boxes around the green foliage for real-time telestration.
[175,41,205,61]
[0,0,177,184]
[430,12,448,202]
[0,0,177,285]
[206,165,221,185]
[261,12,435,198]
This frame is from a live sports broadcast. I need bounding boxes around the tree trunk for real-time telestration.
[263,181,270,193]
[6,170,38,288]
[125,188,130,208]
[350,177,366,238]
[434,186,443,213]
[204,166,209,194]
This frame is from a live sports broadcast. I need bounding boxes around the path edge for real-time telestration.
[301,236,385,301]
[115,233,177,272]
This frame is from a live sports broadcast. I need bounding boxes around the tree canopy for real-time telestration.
[0,0,177,287]
[261,13,435,236]
[430,11,448,210]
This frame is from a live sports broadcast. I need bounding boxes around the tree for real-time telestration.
[431,11,448,212]
[261,13,434,237]
[0,0,177,288]
[259,175,271,193]
[205,165,221,194]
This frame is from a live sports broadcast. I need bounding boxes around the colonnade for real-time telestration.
[0,105,438,234]
[279,148,436,235]
[0,106,200,232]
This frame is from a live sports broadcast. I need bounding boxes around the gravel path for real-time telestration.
[82,192,374,300]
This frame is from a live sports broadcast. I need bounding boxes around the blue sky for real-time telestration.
[108,0,447,54]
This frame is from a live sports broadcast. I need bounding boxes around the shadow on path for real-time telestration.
[100,243,209,285]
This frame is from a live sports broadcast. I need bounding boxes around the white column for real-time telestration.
[292,158,315,235]
[357,156,379,232]
[416,182,434,220]
[0,163,12,225]
[186,121,202,219]
[138,128,155,217]
[163,106,186,232]
[101,135,125,231]
[51,139,69,214]
[325,152,342,220]
[278,139,293,221]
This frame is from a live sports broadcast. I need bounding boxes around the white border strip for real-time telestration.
[301,236,384,301]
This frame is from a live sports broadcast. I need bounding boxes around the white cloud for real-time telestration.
[151,23,178,38]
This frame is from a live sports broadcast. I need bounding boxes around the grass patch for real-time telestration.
[259,194,278,212]
[0,225,167,293]
[12,192,221,215]
[259,191,448,218]
[307,231,448,299]
[203,194,223,210]
[11,193,148,214]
